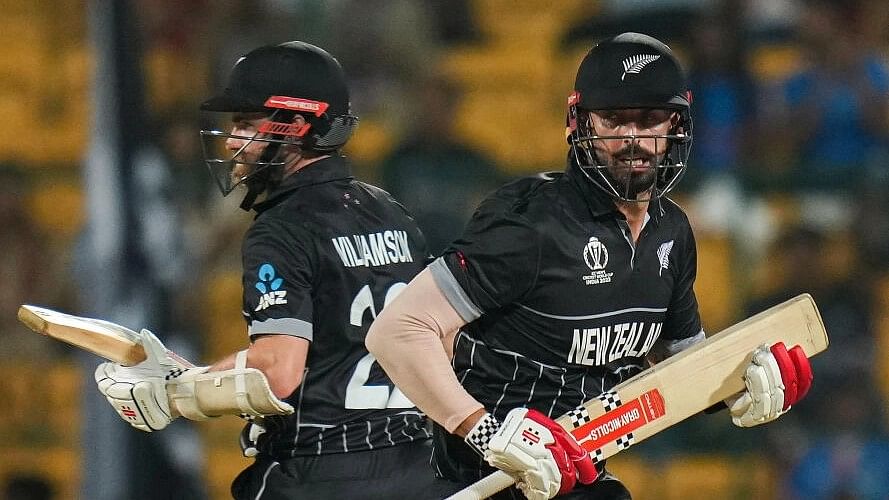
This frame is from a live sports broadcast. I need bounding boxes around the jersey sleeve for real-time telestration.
[432,198,542,317]
[241,216,316,341]
[661,217,703,341]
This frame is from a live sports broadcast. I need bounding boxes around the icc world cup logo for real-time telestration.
[583,237,608,271]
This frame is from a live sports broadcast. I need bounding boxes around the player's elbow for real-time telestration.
[264,347,310,398]
[251,335,309,398]
[365,315,385,357]
[264,365,303,399]
[366,307,402,365]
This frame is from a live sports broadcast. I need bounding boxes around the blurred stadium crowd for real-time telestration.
[0,0,888,498]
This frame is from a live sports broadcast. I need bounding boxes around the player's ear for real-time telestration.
[282,115,309,154]
[670,112,680,127]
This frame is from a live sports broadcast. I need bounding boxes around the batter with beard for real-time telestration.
[366,32,812,500]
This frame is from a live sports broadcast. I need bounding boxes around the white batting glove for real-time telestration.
[95,361,174,432]
[93,328,199,432]
[135,327,192,372]
[728,342,813,427]
[465,409,597,500]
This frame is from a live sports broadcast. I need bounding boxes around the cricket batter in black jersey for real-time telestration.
[367,33,813,499]
[93,42,436,499]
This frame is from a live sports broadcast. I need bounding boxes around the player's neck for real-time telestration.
[284,154,332,177]
[615,199,649,243]
[615,198,648,219]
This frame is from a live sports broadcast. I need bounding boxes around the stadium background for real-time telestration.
[0,0,887,498]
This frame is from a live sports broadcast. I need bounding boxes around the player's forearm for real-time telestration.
[209,335,309,398]
[367,269,484,432]
[454,408,489,437]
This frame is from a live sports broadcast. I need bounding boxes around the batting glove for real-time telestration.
[465,408,598,499]
[94,328,198,432]
[95,361,174,432]
[728,342,813,427]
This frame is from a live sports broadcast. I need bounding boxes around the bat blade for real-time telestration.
[18,304,147,366]
[447,293,829,499]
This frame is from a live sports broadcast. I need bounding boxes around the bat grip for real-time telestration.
[445,471,515,500]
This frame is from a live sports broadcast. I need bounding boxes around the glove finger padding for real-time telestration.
[729,341,814,428]
[771,343,813,408]
[485,408,567,500]
[527,410,599,486]
[787,345,813,401]
[729,344,785,427]
[752,346,785,417]
[550,425,598,485]
[95,362,173,432]
[769,342,797,408]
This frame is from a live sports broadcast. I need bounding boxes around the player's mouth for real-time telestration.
[616,157,651,171]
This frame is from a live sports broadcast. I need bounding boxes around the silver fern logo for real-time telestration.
[657,240,674,276]
[621,54,661,81]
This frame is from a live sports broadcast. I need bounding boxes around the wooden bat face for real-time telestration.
[18,305,147,366]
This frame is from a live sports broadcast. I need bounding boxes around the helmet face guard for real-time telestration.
[198,41,358,210]
[568,101,692,202]
[200,114,286,198]
[200,96,358,198]
[567,32,693,202]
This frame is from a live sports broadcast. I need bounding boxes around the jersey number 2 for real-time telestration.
[345,283,414,409]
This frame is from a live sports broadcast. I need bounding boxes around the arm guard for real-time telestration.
[168,350,294,420]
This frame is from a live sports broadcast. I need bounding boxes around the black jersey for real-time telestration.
[240,156,430,458]
[429,161,702,477]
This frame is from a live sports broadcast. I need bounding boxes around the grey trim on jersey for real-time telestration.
[519,304,668,321]
[248,317,314,340]
[429,257,483,322]
[663,329,706,355]
[648,329,706,364]
[295,423,336,429]
[254,461,279,500]
[292,368,308,454]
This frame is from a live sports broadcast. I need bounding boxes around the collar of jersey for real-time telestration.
[563,158,664,225]
[253,155,353,212]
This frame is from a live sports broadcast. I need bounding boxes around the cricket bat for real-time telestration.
[17,304,194,368]
[447,293,829,499]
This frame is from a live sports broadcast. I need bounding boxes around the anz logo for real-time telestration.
[254,263,288,312]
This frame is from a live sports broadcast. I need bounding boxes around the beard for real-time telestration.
[606,164,657,199]
[230,162,254,187]
[602,145,664,200]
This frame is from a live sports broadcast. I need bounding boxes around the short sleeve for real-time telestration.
[242,217,315,341]
[436,200,542,315]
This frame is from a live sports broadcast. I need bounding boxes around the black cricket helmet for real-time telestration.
[567,32,692,201]
[200,41,358,208]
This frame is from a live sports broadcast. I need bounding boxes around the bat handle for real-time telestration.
[445,471,515,500]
